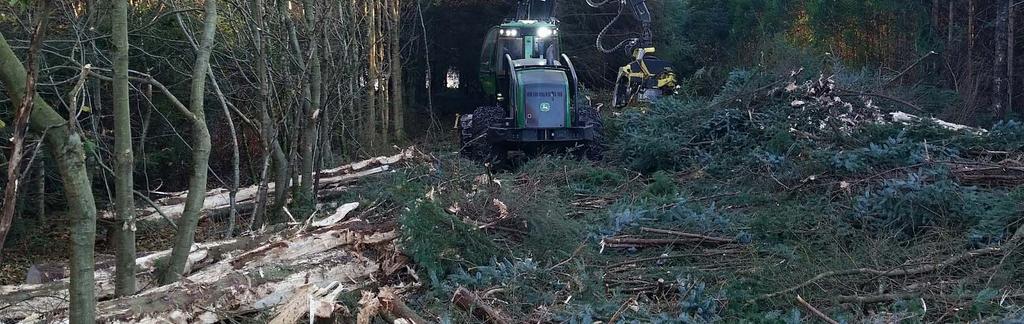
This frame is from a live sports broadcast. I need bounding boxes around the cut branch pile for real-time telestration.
[602,227,737,249]
[948,159,1024,187]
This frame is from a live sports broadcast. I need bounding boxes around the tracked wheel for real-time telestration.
[574,105,606,161]
[612,74,630,108]
[460,106,508,163]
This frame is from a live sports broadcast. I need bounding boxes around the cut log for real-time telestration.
[313,202,360,227]
[27,221,398,322]
[452,287,513,324]
[379,287,431,324]
[267,281,346,324]
[118,147,421,226]
[2,148,421,322]
[639,227,736,244]
[0,236,264,321]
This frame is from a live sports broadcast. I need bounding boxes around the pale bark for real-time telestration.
[111,0,137,297]
[0,236,265,321]
[161,0,218,285]
[104,148,419,226]
[417,0,438,131]
[2,220,397,322]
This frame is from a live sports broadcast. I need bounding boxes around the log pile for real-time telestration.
[948,159,1024,187]
[117,146,424,226]
[3,206,402,323]
[1,148,426,322]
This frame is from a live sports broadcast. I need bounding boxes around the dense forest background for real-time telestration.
[0,0,1022,322]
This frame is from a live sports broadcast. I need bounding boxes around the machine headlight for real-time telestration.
[536,27,554,39]
[500,29,518,37]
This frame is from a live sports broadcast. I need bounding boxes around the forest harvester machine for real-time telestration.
[459,0,676,163]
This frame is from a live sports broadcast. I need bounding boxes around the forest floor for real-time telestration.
[330,67,1024,322]
[2,67,1024,323]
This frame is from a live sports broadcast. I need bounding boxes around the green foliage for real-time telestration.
[399,201,499,276]
[446,258,561,309]
[829,130,959,174]
[569,165,626,196]
[645,171,678,197]
[850,170,964,237]
[610,98,704,173]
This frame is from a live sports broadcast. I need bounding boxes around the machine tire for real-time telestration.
[575,105,606,161]
[612,75,629,108]
[461,106,507,163]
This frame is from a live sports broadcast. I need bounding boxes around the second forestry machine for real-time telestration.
[459,0,677,163]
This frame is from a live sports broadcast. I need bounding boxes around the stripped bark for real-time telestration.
[112,148,419,227]
[91,223,395,322]
[0,236,265,321]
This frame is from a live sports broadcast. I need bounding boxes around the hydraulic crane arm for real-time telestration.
[587,0,653,53]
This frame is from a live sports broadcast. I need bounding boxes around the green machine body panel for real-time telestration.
[478,20,560,100]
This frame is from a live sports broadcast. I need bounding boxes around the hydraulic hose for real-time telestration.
[594,1,637,54]
[585,0,616,7]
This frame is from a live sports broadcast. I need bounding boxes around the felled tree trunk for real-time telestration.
[87,222,395,322]
[0,235,263,320]
[3,211,394,323]
[118,148,420,227]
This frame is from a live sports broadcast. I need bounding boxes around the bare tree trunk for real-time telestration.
[995,0,1010,117]
[390,0,403,140]
[214,75,240,239]
[1010,1,1016,114]
[299,0,322,213]
[367,0,379,147]
[34,156,44,222]
[271,139,289,222]
[110,0,137,297]
[968,0,976,82]
[0,0,48,263]
[161,0,217,284]
[417,0,437,131]
[947,1,954,45]
[0,32,99,324]
[250,0,272,229]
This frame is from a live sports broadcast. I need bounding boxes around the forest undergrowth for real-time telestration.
[326,62,1024,322]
